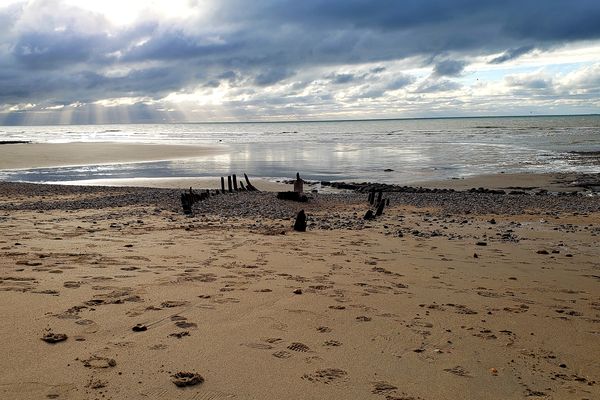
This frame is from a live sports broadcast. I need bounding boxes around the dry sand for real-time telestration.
[0,142,225,169]
[0,181,599,400]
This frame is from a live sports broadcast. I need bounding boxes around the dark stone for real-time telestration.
[294,210,307,232]
[277,191,308,202]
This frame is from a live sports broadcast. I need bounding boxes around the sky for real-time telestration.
[1,0,600,125]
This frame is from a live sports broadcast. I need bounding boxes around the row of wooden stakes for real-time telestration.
[180,173,260,214]
[364,190,389,220]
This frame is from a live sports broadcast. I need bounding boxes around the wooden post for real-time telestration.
[244,173,259,192]
[232,174,238,191]
[368,191,374,205]
[294,172,304,194]
[375,199,385,216]
[376,191,383,205]
[227,176,233,193]
[294,210,307,232]
[239,182,246,191]
[221,177,225,193]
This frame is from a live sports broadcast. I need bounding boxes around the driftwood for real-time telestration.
[294,210,307,232]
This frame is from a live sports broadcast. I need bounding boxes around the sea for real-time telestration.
[1,115,599,185]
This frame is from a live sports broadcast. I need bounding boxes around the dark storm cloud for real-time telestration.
[433,60,467,77]
[489,45,536,64]
[1,0,600,116]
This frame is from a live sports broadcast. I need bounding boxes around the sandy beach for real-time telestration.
[0,178,599,400]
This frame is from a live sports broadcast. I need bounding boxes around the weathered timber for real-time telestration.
[376,191,383,205]
[294,210,307,232]
[227,176,233,193]
[368,191,375,205]
[363,210,375,220]
[239,182,246,191]
[244,173,259,192]
[221,177,225,193]
[375,199,385,216]
[293,172,304,194]
[233,174,238,191]
[277,191,308,202]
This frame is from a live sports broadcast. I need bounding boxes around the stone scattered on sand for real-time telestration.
[171,372,204,387]
[132,324,147,332]
[41,332,68,343]
[293,288,302,294]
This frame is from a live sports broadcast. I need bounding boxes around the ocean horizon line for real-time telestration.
[1,113,599,128]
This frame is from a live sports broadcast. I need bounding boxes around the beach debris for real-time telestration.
[476,241,487,246]
[132,324,147,332]
[490,368,498,375]
[294,172,304,194]
[277,191,308,202]
[171,372,204,387]
[232,174,238,191]
[244,173,259,191]
[375,198,386,216]
[41,331,68,343]
[293,288,303,294]
[227,175,233,193]
[294,210,307,232]
[537,249,549,255]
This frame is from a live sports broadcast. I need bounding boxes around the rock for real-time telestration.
[41,332,68,343]
[293,288,303,295]
[171,372,204,387]
[476,241,487,246]
[363,210,375,220]
[537,250,549,255]
[132,324,147,332]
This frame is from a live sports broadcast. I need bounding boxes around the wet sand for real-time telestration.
[0,180,599,400]
[0,142,225,169]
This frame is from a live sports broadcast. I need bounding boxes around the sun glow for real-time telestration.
[62,0,202,25]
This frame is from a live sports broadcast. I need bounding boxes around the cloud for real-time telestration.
[489,45,535,64]
[433,60,466,77]
[416,79,462,93]
[2,0,600,121]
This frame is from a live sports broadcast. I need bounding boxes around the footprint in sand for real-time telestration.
[301,368,347,384]
[241,342,274,350]
[287,342,310,352]
[82,356,117,369]
[443,365,471,377]
[175,321,197,329]
[272,350,292,359]
[371,381,398,395]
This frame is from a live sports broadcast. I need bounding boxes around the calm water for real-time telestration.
[1,115,599,185]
